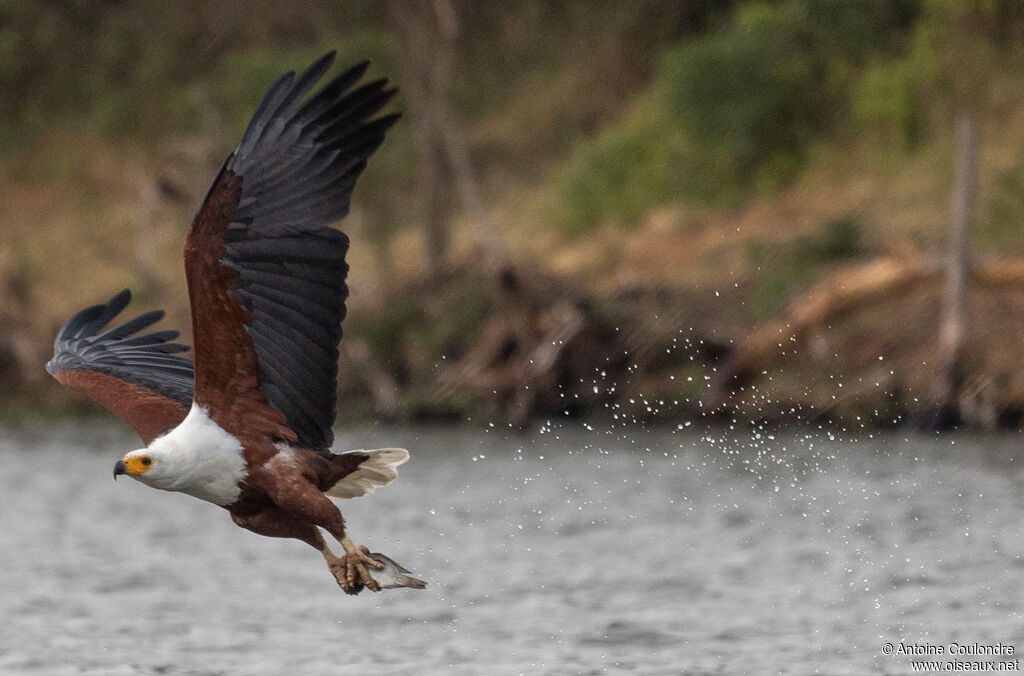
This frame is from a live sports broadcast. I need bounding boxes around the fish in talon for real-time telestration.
[365,552,427,590]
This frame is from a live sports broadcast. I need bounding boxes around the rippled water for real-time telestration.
[1,421,1023,674]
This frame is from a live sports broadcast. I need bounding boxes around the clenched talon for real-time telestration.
[329,544,383,594]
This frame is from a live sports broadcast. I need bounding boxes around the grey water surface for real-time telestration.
[1,421,1023,674]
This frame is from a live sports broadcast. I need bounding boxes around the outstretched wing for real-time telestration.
[47,289,194,444]
[184,51,398,454]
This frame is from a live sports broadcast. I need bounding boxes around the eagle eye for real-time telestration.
[141,457,152,466]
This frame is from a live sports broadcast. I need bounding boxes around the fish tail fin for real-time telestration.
[367,552,427,590]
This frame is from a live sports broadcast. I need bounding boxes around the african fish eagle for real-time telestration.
[46,52,425,594]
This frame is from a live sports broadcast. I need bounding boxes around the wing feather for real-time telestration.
[47,290,194,444]
[184,52,397,453]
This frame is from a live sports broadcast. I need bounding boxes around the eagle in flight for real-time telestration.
[46,52,425,595]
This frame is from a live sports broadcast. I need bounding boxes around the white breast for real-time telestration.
[140,404,248,505]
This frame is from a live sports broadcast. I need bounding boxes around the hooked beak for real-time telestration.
[113,459,127,480]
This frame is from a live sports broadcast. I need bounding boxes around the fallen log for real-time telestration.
[703,256,942,411]
[703,251,1024,421]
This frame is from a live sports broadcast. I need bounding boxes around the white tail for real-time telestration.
[325,448,409,499]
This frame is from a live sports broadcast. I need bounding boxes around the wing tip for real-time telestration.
[50,289,194,388]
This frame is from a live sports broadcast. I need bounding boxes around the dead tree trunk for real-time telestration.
[385,0,454,278]
[386,0,505,277]
[936,113,977,426]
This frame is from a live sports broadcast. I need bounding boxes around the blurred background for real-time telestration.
[4,0,1024,430]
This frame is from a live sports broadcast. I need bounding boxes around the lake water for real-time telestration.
[1,421,1023,674]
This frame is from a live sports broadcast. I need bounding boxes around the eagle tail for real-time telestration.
[325,448,408,499]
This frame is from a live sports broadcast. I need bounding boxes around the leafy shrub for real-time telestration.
[550,0,920,234]
[550,98,690,234]
[661,3,832,190]
[852,1,1024,148]
[852,58,922,149]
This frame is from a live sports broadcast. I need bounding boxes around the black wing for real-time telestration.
[47,289,194,443]
[188,51,397,453]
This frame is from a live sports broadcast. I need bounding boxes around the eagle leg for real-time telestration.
[253,463,386,593]
[323,538,384,595]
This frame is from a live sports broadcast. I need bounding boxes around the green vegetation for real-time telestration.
[9,2,1022,234]
[551,97,684,233]
[548,0,1024,234]
[0,2,395,148]
[7,1,1024,425]
[747,215,866,319]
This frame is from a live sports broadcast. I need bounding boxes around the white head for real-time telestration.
[113,444,186,491]
[111,404,247,505]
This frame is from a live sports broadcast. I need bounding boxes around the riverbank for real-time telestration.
[13,251,1022,432]
[8,4,1024,430]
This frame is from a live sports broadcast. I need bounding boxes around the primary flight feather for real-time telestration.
[47,52,424,594]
